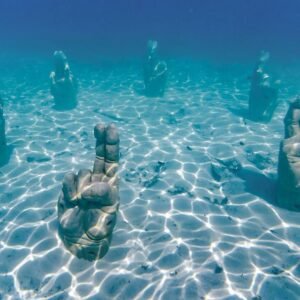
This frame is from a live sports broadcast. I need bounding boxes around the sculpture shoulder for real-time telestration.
[290,98,300,109]
[50,71,55,80]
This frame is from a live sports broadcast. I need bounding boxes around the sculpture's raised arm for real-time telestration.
[58,123,120,260]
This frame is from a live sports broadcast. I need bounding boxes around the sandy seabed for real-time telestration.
[0,56,300,300]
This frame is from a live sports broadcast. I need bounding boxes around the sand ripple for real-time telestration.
[0,58,300,299]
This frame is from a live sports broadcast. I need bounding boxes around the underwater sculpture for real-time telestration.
[248,51,280,121]
[277,97,300,210]
[144,40,168,97]
[0,98,7,151]
[50,50,77,109]
[0,98,13,167]
[57,123,120,260]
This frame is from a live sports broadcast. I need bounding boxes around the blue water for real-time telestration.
[1,0,300,60]
[0,1,300,300]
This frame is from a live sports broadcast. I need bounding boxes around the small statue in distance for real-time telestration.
[0,98,13,167]
[144,40,168,97]
[50,50,78,109]
[0,98,11,167]
[0,98,7,156]
[248,51,280,121]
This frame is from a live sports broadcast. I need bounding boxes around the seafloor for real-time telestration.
[0,55,300,300]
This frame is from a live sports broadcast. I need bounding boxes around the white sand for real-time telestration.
[0,57,300,300]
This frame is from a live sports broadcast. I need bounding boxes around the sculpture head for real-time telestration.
[253,51,270,77]
[147,40,159,61]
[53,50,68,76]
[259,51,270,65]
[147,40,158,53]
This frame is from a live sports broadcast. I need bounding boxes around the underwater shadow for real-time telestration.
[227,106,248,119]
[134,86,166,98]
[216,157,296,210]
[236,167,277,205]
[133,81,166,98]
[0,145,14,167]
[133,86,164,98]
[236,166,300,211]
[52,100,77,111]
[227,106,273,123]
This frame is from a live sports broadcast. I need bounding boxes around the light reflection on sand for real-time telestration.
[0,57,300,299]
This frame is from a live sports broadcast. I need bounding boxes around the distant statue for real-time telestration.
[248,51,280,121]
[277,97,300,210]
[57,123,120,260]
[144,40,168,97]
[50,51,78,109]
[0,98,13,166]
[0,98,7,155]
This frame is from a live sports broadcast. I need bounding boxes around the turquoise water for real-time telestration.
[0,53,300,299]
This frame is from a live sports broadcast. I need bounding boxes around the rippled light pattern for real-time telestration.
[0,58,299,300]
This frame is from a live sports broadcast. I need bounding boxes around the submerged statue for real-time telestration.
[50,51,77,109]
[277,97,300,210]
[58,123,120,260]
[248,51,280,121]
[0,98,8,166]
[0,98,13,166]
[144,40,168,97]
